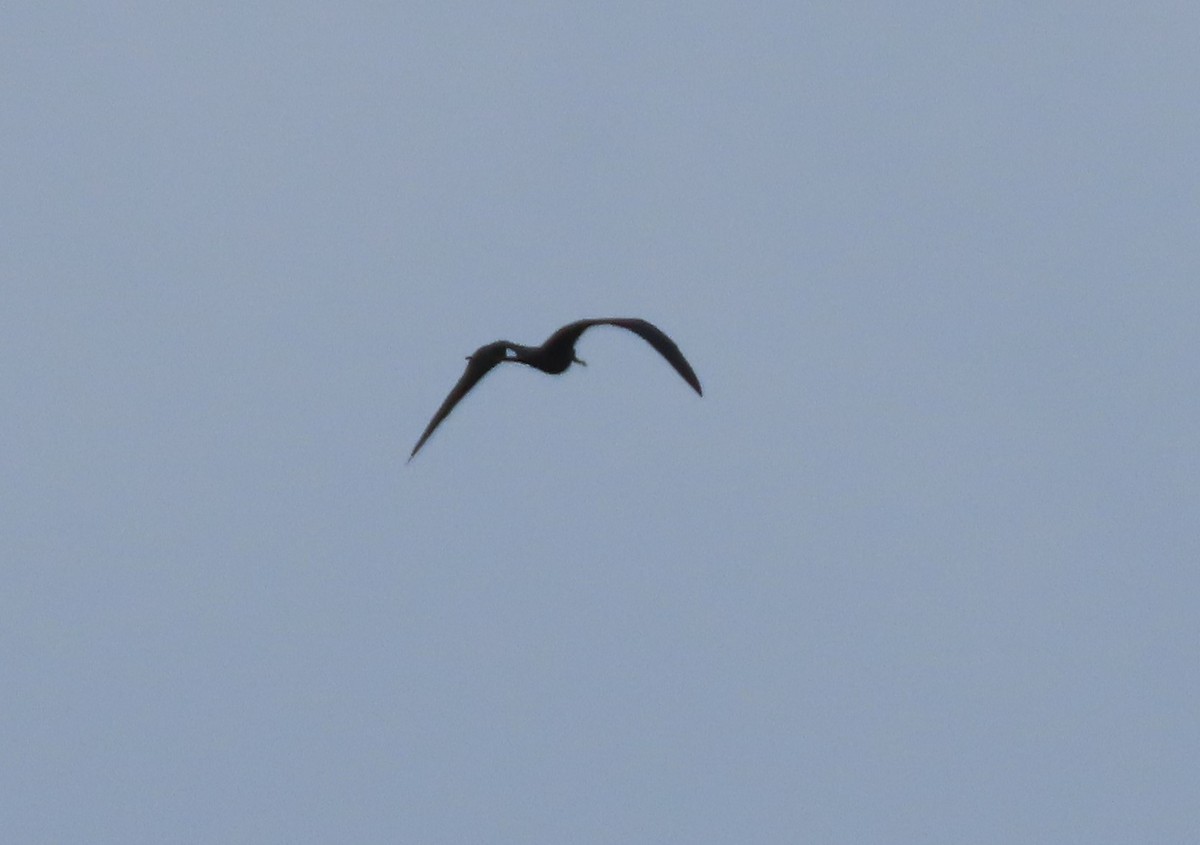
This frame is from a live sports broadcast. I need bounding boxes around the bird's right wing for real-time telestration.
[409,342,508,460]
[588,318,703,396]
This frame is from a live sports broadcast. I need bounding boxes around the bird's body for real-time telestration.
[409,318,702,460]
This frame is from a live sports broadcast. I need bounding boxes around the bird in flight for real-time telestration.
[409,318,702,460]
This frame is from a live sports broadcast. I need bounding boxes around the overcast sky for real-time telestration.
[3,3,1197,842]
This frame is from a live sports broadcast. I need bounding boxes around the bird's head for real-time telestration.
[465,341,511,366]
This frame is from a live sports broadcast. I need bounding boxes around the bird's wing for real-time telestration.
[566,318,703,396]
[409,341,508,460]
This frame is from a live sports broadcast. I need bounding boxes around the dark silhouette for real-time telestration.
[409,318,702,460]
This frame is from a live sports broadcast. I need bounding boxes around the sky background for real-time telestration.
[3,3,1198,842]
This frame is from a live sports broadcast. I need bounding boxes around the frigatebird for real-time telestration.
[409,318,702,460]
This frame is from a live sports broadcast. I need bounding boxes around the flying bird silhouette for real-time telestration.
[409,318,702,460]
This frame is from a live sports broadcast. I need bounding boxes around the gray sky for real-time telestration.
[4,3,1197,842]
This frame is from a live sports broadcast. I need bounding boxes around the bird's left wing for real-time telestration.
[409,341,508,460]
